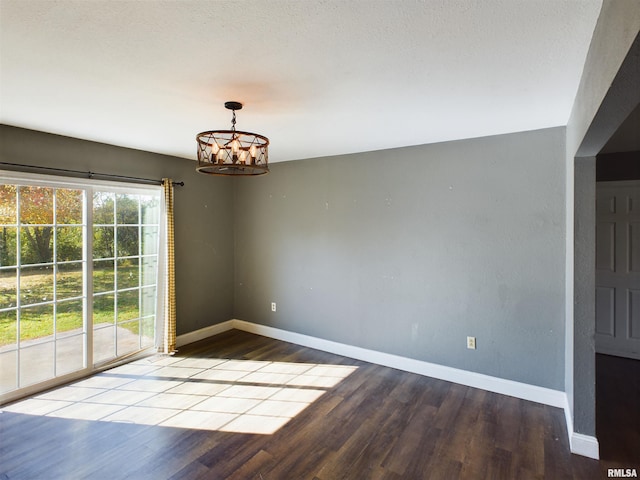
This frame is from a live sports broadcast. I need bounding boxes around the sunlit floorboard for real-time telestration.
[3,339,355,435]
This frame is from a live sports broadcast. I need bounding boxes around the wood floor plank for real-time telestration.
[596,353,640,467]
[0,330,616,479]
[167,460,211,480]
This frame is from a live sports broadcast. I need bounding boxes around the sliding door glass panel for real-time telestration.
[20,303,54,342]
[93,292,115,324]
[93,326,115,364]
[56,297,84,377]
[56,262,83,300]
[92,190,116,363]
[93,260,115,293]
[117,258,138,289]
[56,334,84,376]
[141,318,155,348]
[141,286,156,348]
[93,293,115,364]
[117,289,139,322]
[0,184,18,394]
[92,189,160,365]
[141,195,160,224]
[56,189,83,224]
[142,227,159,256]
[117,289,140,356]
[53,188,87,377]
[0,349,17,393]
[141,257,157,287]
[20,341,54,387]
[117,320,140,356]
[0,186,17,223]
[117,227,138,257]
[20,230,53,265]
[56,227,83,262]
[93,192,114,223]
[0,267,17,308]
[93,227,114,259]
[0,309,18,393]
[0,309,17,347]
[20,265,53,305]
[0,227,17,267]
[140,196,159,350]
[20,186,53,224]
[2,184,87,393]
[116,194,138,224]
[56,299,83,337]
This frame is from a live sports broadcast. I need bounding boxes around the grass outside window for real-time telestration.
[0,266,142,346]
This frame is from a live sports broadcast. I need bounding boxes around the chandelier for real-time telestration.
[196,101,269,176]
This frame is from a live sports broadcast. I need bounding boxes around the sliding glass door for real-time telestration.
[0,173,162,400]
[92,190,160,364]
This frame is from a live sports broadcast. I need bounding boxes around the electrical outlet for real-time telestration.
[467,336,476,349]
[271,302,277,312]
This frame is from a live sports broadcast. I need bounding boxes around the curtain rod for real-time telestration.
[0,162,184,187]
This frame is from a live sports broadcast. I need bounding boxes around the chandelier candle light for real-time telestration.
[196,101,269,176]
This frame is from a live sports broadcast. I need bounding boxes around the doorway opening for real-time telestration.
[594,150,640,463]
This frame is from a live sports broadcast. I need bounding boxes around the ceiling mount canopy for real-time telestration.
[196,102,269,176]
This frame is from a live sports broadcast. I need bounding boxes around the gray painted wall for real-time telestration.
[565,1,640,436]
[0,125,235,335]
[234,127,566,390]
[573,157,596,435]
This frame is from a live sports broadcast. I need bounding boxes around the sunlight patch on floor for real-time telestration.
[1,355,358,435]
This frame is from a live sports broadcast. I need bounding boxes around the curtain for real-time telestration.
[161,178,177,354]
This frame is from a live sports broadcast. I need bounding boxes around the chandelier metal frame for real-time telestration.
[196,101,269,176]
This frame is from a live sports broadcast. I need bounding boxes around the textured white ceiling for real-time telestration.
[0,0,602,163]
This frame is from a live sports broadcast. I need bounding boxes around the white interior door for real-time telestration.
[595,180,640,360]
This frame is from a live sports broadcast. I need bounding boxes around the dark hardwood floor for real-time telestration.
[0,330,626,479]
[596,353,640,468]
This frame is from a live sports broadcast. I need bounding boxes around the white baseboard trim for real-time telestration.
[231,319,566,408]
[562,396,599,459]
[564,397,575,446]
[176,319,599,459]
[176,320,234,347]
[570,433,600,460]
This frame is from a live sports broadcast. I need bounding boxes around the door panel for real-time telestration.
[595,287,615,336]
[630,222,640,272]
[596,181,640,359]
[630,289,640,339]
[596,222,615,271]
